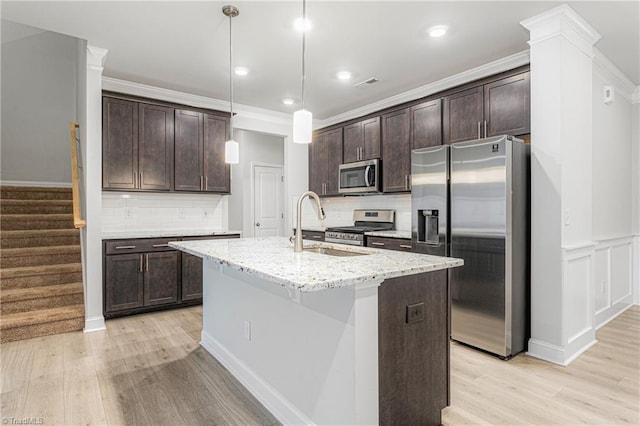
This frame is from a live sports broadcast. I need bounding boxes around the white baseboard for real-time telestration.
[200,330,314,426]
[0,180,72,188]
[84,316,106,333]
[634,235,640,305]
[527,328,597,366]
[596,296,634,329]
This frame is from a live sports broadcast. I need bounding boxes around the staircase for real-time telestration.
[0,186,85,343]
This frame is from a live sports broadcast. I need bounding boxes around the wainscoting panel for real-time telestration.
[594,236,634,329]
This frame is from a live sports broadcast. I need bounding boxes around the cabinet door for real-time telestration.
[362,117,381,160]
[104,253,144,312]
[102,97,138,190]
[382,108,411,193]
[174,109,203,192]
[484,72,530,137]
[203,114,230,193]
[325,128,343,195]
[443,86,483,144]
[139,103,174,191]
[412,99,442,150]
[181,253,203,301]
[143,251,179,306]
[343,122,361,163]
[309,132,327,195]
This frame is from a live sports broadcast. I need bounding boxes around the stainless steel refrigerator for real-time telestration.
[411,135,529,358]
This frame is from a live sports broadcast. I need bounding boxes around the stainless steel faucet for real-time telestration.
[293,191,326,252]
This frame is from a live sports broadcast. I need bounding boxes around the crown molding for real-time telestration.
[593,48,636,103]
[318,50,530,128]
[521,4,601,58]
[101,77,293,127]
[87,45,108,70]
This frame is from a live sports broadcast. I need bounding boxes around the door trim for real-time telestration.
[250,162,284,238]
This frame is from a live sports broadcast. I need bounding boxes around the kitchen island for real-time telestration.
[169,237,462,425]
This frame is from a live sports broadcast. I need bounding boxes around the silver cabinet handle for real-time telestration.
[139,254,143,272]
[140,172,143,188]
[477,121,481,139]
[400,244,412,249]
[152,244,169,248]
[484,120,487,138]
[200,176,203,190]
[134,172,137,189]
[115,245,136,250]
[205,176,208,190]
[371,242,385,246]
[145,254,149,272]
[312,235,322,239]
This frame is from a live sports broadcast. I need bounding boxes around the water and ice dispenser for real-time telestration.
[417,209,439,245]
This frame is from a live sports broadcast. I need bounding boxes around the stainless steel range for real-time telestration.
[325,209,395,246]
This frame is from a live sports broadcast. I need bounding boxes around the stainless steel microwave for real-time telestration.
[338,159,381,194]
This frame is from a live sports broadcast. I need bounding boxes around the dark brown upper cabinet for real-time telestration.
[381,108,411,193]
[103,97,173,191]
[174,110,230,193]
[411,99,443,150]
[103,93,229,193]
[138,103,174,191]
[443,71,530,144]
[102,97,139,190]
[309,128,343,197]
[343,117,380,163]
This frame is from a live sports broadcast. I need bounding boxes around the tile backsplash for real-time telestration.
[291,193,411,231]
[102,192,228,234]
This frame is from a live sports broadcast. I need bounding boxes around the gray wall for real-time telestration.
[228,129,284,236]
[1,20,80,184]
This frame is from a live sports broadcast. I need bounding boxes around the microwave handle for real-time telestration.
[364,165,371,187]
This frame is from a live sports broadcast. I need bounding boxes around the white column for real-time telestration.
[83,45,108,332]
[521,5,601,365]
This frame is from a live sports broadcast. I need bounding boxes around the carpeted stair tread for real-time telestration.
[1,214,73,221]
[1,245,81,268]
[0,229,80,249]
[1,199,73,214]
[1,214,74,230]
[1,244,81,256]
[0,304,85,329]
[1,282,83,303]
[0,262,82,280]
[1,186,72,200]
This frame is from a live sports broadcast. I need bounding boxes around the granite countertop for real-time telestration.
[169,236,462,293]
[102,229,242,240]
[291,226,327,232]
[364,230,412,239]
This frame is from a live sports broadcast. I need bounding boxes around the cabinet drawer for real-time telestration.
[301,230,325,241]
[366,236,413,252]
[104,238,176,254]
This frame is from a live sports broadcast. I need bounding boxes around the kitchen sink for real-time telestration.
[304,247,370,257]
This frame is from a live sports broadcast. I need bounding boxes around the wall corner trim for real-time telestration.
[632,87,640,104]
[84,316,106,333]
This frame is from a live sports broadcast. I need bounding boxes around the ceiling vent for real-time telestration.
[354,77,380,88]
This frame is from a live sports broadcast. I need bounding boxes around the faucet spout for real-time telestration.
[294,191,325,252]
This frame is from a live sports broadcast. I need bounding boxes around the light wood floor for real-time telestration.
[1,305,638,425]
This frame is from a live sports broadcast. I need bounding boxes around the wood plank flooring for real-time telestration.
[1,305,638,425]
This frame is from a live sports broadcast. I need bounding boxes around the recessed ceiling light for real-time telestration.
[336,71,352,80]
[282,98,295,106]
[428,25,448,38]
[294,17,312,33]
[234,67,249,76]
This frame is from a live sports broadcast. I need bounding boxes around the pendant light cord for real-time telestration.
[229,12,234,140]
[301,0,306,111]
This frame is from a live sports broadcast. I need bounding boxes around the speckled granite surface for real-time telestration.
[102,230,242,240]
[169,236,462,293]
[364,230,412,239]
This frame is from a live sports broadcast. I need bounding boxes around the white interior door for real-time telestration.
[253,164,284,237]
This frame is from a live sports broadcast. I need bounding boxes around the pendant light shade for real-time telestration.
[223,5,239,164]
[293,0,313,144]
[225,139,239,164]
[293,109,312,144]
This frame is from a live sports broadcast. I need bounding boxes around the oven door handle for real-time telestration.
[364,165,371,187]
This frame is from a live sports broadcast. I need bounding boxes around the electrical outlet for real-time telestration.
[406,303,425,324]
[244,320,251,342]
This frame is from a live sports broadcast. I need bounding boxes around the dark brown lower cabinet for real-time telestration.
[181,253,203,301]
[104,253,144,312]
[103,234,239,318]
[144,251,179,306]
[378,270,449,426]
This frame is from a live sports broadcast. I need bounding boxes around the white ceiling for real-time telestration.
[2,1,638,120]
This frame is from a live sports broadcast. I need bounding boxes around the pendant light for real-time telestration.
[293,0,312,144]
[223,5,239,164]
